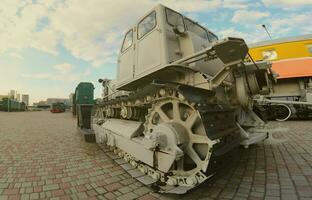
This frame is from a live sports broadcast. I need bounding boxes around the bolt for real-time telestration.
[124,156,130,162]
[159,89,166,96]
[186,176,198,186]
[130,161,138,167]
[139,166,147,174]
[167,178,177,186]
[152,172,160,180]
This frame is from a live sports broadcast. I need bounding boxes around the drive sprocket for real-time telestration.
[143,97,216,179]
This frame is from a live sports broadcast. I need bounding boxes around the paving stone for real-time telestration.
[1,112,312,200]
[2,189,19,195]
[43,184,59,191]
[117,192,139,200]
[104,192,116,199]
[104,183,122,192]
[114,191,122,196]
[0,196,8,200]
[29,193,39,200]
[21,183,32,188]
[104,177,121,184]
[118,186,133,194]
[25,187,33,194]
[133,187,151,196]
[0,184,9,189]
[95,187,107,194]
[76,192,88,199]
[20,194,30,200]
[138,194,159,200]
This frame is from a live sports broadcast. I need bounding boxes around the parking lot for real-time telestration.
[0,111,311,200]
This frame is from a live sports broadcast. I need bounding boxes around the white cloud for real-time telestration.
[22,72,81,82]
[262,0,312,7]
[83,68,91,76]
[157,0,251,12]
[1,0,309,70]
[53,63,73,74]
[220,9,312,44]
[222,0,250,9]
[158,0,220,12]
[21,63,89,82]
[269,13,312,36]
[22,73,55,80]
[232,10,270,24]
[8,52,24,60]
[0,0,253,68]
[218,27,269,44]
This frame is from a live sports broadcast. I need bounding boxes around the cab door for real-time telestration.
[135,11,161,77]
[117,29,135,85]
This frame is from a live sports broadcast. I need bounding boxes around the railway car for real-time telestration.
[249,34,312,120]
[249,34,312,61]
[50,102,66,113]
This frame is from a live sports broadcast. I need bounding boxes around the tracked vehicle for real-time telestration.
[93,4,273,193]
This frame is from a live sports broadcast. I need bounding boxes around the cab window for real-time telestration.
[121,30,133,52]
[185,18,209,41]
[138,11,156,39]
[165,8,184,31]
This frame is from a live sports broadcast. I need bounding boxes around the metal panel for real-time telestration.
[102,119,143,139]
[75,82,94,105]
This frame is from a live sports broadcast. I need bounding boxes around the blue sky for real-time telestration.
[1,0,312,104]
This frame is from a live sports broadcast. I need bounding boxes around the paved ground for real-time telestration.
[0,111,311,200]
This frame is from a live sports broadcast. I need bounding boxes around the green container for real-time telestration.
[1,98,10,111]
[0,98,25,112]
[75,82,95,105]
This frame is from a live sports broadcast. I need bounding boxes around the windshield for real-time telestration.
[184,18,209,41]
[208,31,218,42]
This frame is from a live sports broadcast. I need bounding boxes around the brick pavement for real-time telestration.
[0,111,311,200]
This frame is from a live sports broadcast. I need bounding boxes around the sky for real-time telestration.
[1,0,312,105]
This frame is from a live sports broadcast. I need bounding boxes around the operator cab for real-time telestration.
[117,4,219,90]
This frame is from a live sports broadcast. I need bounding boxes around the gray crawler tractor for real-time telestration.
[93,4,273,193]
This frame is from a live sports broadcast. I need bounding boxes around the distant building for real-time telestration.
[46,98,71,106]
[16,93,21,102]
[8,90,16,99]
[22,94,29,106]
[33,101,50,109]
[34,100,47,106]
[69,93,74,104]
[69,93,74,100]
